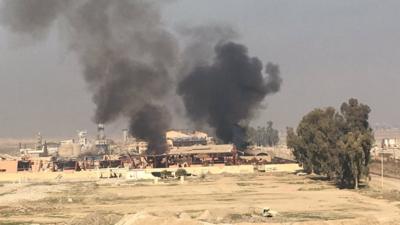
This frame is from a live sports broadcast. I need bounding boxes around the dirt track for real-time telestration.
[0,172,399,225]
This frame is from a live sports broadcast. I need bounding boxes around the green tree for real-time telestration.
[286,98,374,189]
[287,107,340,175]
[337,98,374,189]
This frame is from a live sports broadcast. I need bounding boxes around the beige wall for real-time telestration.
[0,164,301,182]
[0,160,18,173]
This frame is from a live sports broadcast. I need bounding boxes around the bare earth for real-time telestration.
[0,172,399,225]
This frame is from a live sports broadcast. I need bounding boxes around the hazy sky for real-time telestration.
[1,0,400,138]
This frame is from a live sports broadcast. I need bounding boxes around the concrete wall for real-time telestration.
[147,165,254,176]
[0,164,301,182]
[259,163,302,172]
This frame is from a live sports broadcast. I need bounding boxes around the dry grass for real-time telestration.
[279,211,354,222]
[1,172,400,224]
[370,160,400,179]
[0,221,33,225]
[297,185,331,191]
[68,211,122,225]
[360,188,400,202]
[236,182,263,186]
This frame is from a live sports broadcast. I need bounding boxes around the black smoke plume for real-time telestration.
[0,0,177,154]
[178,42,282,148]
[129,104,171,155]
[0,0,69,39]
[1,1,283,152]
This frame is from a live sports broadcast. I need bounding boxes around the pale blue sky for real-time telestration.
[1,0,400,138]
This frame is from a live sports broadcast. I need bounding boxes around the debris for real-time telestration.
[261,207,278,217]
[55,174,63,181]
[197,210,211,221]
[296,172,307,176]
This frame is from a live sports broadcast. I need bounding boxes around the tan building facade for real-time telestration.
[0,160,18,173]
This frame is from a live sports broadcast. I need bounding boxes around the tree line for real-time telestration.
[286,98,374,189]
[247,121,280,147]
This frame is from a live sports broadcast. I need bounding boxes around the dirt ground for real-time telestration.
[0,172,399,225]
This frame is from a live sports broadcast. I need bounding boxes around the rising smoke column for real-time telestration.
[0,0,178,154]
[178,42,282,147]
[129,105,171,155]
[0,0,69,39]
[177,24,239,78]
[1,0,283,152]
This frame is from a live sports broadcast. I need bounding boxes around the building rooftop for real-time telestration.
[169,144,234,155]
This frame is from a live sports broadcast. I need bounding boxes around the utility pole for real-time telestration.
[381,148,384,191]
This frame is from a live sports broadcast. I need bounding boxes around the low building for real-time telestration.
[168,144,238,167]
[0,154,32,173]
[381,138,400,148]
[58,143,81,158]
[0,160,18,173]
[166,130,209,147]
[0,154,18,172]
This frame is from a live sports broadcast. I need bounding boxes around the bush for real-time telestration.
[175,169,188,177]
[159,170,172,179]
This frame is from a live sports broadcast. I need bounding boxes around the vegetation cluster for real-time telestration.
[248,121,280,147]
[287,98,374,189]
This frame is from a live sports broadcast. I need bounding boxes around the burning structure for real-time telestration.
[0,123,293,174]
[95,124,111,154]
[168,144,238,167]
[166,130,211,147]
[0,0,283,173]
[178,43,282,149]
[1,0,282,156]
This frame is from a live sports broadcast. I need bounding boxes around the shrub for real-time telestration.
[175,169,188,177]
